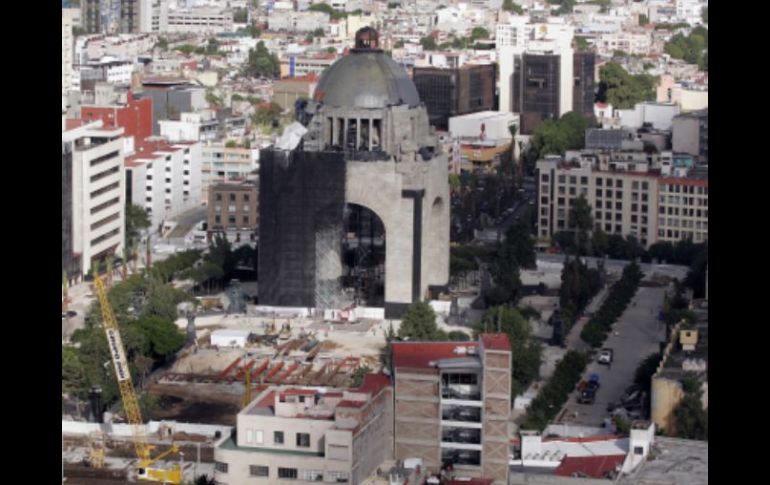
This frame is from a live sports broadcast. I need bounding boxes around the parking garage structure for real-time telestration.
[391,334,512,485]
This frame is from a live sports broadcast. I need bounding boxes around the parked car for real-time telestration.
[578,387,597,404]
[598,348,614,365]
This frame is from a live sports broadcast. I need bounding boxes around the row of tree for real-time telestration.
[559,257,602,328]
[520,350,590,430]
[486,214,537,306]
[580,262,644,347]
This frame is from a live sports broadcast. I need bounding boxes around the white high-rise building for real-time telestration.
[62,9,76,94]
[124,140,203,231]
[497,17,575,117]
[676,0,706,25]
[62,120,126,278]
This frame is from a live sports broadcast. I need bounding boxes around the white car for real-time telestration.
[598,348,614,365]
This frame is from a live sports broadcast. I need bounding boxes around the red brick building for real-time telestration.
[81,91,153,142]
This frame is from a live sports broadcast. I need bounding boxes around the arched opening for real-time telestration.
[340,203,386,307]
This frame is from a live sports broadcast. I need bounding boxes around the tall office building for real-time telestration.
[413,64,497,130]
[81,0,102,34]
[572,51,596,120]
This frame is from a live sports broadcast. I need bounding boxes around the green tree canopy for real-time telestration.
[126,204,151,248]
[597,62,658,109]
[502,0,524,14]
[470,27,490,41]
[664,27,708,70]
[131,315,185,362]
[398,301,440,341]
[420,36,438,51]
[246,41,280,79]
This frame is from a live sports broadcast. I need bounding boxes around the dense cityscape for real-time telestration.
[61,1,708,484]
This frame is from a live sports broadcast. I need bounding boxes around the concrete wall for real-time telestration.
[393,371,441,470]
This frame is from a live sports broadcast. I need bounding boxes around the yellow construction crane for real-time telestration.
[94,274,182,484]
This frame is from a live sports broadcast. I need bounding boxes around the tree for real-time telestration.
[233,8,248,23]
[447,331,470,341]
[155,37,169,51]
[174,44,196,56]
[131,315,185,362]
[568,195,593,255]
[524,112,590,173]
[597,62,658,109]
[398,302,440,341]
[477,306,541,396]
[125,205,151,249]
[251,102,284,127]
[470,27,490,41]
[350,365,372,387]
[502,0,524,14]
[308,3,347,20]
[591,228,609,256]
[574,36,590,51]
[672,375,708,440]
[420,36,438,51]
[206,90,223,107]
[245,41,280,79]
[639,14,649,26]
[62,346,86,395]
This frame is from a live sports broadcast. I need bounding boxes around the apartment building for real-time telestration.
[213,374,393,484]
[157,4,234,34]
[62,120,125,279]
[536,153,708,248]
[124,139,202,231]
[80,84,153,143]
[656,177,708,244]
[596,31,652,57]
[391,333,512,484]
[201,142,258,199]
[207,180,258,243]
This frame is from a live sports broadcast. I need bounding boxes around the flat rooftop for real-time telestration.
[620,437,708,485]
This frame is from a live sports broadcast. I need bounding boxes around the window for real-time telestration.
[244,194,250,202]
[569,187,576,195]
[558,186,565,195]
[274,431,284,444]
[596,189,602,198]
[595,211,602,220]
[216,194,222,201]
[542,174,550,182]
[580,176,588,185]
[558,175,566,183]
[615,191,622,199]
[228,216,236,224]
[229,193,236,201]
[631,215,638,223]
[615,224,622,233]
[250,465,269,477]
[278,468,298,480]
[215,462,229,473]
[631,204,638,212]
[605,201,611,209]
[541,196,549,205]
[540,218,548,226]
[642,205,647,213]
[616,179,623,188]
[541,208,548,216]
[605,189,612,198]
[302,470,324,481]
[255,430,263,444]
[557,197,565,205]
[296,433,310,448]
[615,213,622,221]
[596,178,603,186]
[632,181,639,190]
[642,181,649,190]
[569,176,577,184]
[328,471,349,483]
[605,223,612,232]
[243,216,249,224]
[616,202,622,210]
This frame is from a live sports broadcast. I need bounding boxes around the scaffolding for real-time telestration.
[315,225,342,316]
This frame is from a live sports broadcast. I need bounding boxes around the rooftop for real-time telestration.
[480,333,512,352]
[391,341,480,370]
[620,437,708,485]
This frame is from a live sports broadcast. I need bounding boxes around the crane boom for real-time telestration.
[94,274,181,483]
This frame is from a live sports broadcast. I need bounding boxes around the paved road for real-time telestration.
[557,285,667,427]
[537,254,689,281]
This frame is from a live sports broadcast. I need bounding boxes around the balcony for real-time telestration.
[441,386,481,402]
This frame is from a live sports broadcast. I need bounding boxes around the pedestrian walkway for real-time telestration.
[565,284,611,352]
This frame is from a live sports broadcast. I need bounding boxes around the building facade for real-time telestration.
[201,143,258,199]
[207,180,258,243]
[63,9,75,94]
[80,87,153,143]
[391,334,512,484]
[62,120,125,278]
[124,140,202,232]
[536,154,708,248]
[672,110,708,163]
[412,64,497,130]
[213,374,393,484]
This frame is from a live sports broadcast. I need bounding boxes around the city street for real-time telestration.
[557,285,667,427]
